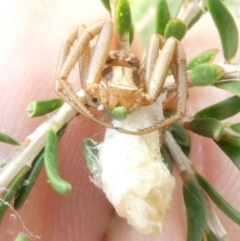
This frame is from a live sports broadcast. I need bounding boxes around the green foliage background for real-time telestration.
[130,0,240,49]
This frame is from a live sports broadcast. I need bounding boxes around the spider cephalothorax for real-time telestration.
[56,20,187,135]
[85,50,151,111]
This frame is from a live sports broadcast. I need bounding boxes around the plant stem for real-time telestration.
[178,0,203,26]
[0,103,77,194]
[163,131,229,240]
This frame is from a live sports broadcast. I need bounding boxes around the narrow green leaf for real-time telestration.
[189,63,225,86]
[14,125,67,210]
[115,0,132,40]
[188,9,204,30]
[164,18,187,40]
[160,146,173,173]
[0,132,20,146]
[205,228,218,241]
[14,149,45,210]
[206,0,239,62]
[196,172,240,225]
[195,96,240,120]
[183,177,206,241]
[222,135,240,148]
[156,0,171,35]
[164,109,191,155]
[100,0,111,12]
[215,140,240,169]
[188,118,223,140]
[187,49,219,70]
[129,23,134,45]
[230,123,240,133]
[27,98,63,117]
[163,108,175,117]
[44,128,72,195]
[83,138,100,175]
[0,170,26,222]
[14,234,27,241]
[169,122,190,146]
[214,81,240,97]
[179,143,191,157]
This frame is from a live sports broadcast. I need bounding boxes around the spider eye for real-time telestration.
[109,106,128,120]
[132,70,141,87]
[102,66,113,81]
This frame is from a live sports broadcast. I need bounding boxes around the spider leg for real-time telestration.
[142,34,165,87]
[55,25,83,92]
[77,26,91,88]
[145,37,187,134]
[147,37,178,100]
[84,22,113,87]
[55,24,90,115]
[56,20,114,129]
[115,37,187,135]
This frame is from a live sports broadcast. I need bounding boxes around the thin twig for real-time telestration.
[163,131,229,240]
[0,103,77,194]
[177,0,203,25]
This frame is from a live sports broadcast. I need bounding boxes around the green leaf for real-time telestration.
[187,49,219,70]
[214,81,240,97]
[160,146,173,173]
[0,132,20,146]
[100,0,111,12]
[206,0,239,62]
[129,23,134,45]
[195,96,240,120]
[196,172,240,225]
[163,108,175,118]
[205,228,218,241]
[14,234,27,241]
[115,0,132,40]
[14,149,45,210]
[169,122,190,146]
[179,143,191,157]
[230,123,240,133]
[156,0,171,35]
[189,63,225,86]
[83,138,100,175]
[27,98,63,117]
[44,128,72,195]
[14,125,67,210]
[221,135,240,148]
[188,118,223,140]
[188,9,204,30]
[183,177,206,241]
[164,18,187,40]
[0,170,26,222]
[215,140,240,169]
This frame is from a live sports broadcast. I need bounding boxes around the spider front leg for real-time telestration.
[146,35,187,131]
[55,20,114,129]
[55,24,88,107]
[118,35,187,135]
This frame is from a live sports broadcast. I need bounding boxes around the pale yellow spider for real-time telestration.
[55,20,187,135]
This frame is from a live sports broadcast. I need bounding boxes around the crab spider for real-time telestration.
[56,20,187,135]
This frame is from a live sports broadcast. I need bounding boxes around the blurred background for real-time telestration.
[130,0,240,50]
